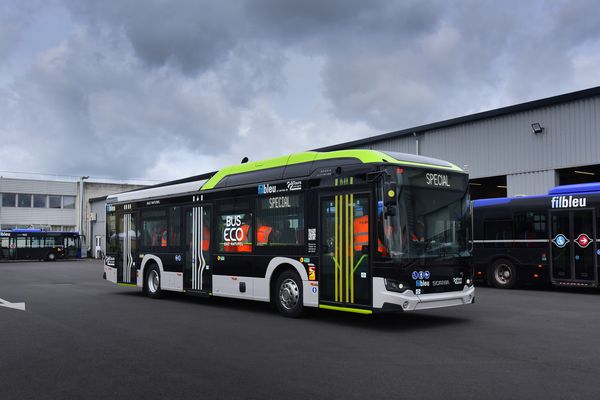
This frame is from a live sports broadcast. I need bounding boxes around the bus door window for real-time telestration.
[185,206,212,291]
[66,236,77,257]
[168,207,181,246]
[0,237,9,258]
[320,193,370,306]
[15,237,27,257]
[107,213,118,254]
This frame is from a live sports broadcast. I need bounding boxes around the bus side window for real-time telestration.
[216,198,253,253]
[483,219,512,248]
[514,212,546,248]
[141,208,168,248]
[255,194,304,248]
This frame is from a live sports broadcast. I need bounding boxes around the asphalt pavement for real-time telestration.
[1,260,599,400]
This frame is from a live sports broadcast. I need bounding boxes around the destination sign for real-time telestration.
[407,171,467,192]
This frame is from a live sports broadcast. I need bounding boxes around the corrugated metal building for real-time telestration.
[318,86,600,199]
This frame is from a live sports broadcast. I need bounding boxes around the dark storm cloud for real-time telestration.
[0,27,241,178]
[64,0,247,75]
[60,0,600,131]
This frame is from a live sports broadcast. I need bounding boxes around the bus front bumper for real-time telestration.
[372,277,475,312]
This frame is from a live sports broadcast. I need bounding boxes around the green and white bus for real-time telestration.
[104,150,474,317]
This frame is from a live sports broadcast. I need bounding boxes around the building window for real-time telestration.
[2,193,16,207]
[33,194,47,208]
[256,194,304,247]
[63,196,76,209]
[18,194,32,208]
[49,195,62,208]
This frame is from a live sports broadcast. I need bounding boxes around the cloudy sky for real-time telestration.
[1,0,600,182]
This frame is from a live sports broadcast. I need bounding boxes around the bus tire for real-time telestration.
[274,270,303,318]
[47,252,56,262]
[490,259,517,289]
[145,265,163,299]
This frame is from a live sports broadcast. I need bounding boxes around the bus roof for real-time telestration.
[1,229,80,234]
[201,149,463,190]
[474,181,600,208]
[107,149,463,204]
[107,178,209,204]
[547,182,600,195]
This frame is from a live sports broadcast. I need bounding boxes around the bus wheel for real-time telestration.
[275,270,303,318]
[146,265,162,299]
[47,252,56,262]
[490,259,517,289]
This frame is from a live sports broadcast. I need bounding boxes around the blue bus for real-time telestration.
[0,229,81,261]
[472,182,600,289]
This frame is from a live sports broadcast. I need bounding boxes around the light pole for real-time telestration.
[79,176,89,256]
[0,176,3,229]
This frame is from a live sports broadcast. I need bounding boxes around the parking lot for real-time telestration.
[1,260,599,399]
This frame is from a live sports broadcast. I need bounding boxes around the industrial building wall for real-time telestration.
[0,177,77,229]
[354,95,600,195]
[507,170,558,197]
[89,199,107,258]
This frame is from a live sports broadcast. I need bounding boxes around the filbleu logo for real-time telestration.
[551,196,587,209]
[258,184,277,195]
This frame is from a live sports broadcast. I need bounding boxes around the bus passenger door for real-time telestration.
[0,236,9,259]
[117,213,137,284]
[550,210,597,285]
[320,192,371,309]
[8,237,17,259]
[184,206,212,293]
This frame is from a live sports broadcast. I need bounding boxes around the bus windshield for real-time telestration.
[379,167,470,259]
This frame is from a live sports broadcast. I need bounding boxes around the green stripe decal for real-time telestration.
[319,304,373,314]
[353,254,366,273]
[117,283,137,287]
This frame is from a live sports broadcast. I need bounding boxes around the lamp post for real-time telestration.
[79,176,89,255]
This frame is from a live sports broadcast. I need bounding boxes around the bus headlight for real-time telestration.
[384,279,410,293]
[466,278,473,286]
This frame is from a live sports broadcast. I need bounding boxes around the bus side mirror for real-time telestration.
[383,180,397,206]
[385,205,396,218]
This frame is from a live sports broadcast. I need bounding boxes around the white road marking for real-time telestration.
[0,297,26,311]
